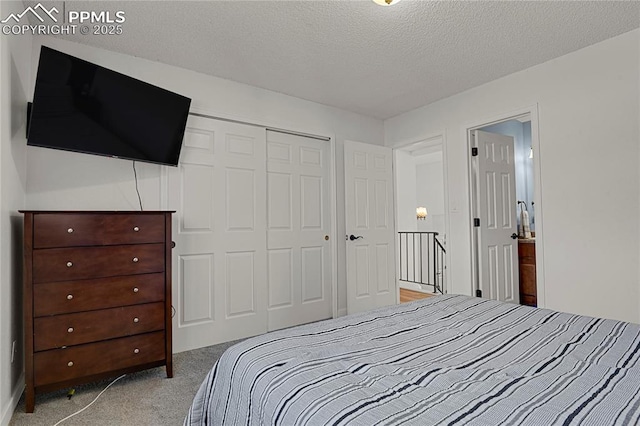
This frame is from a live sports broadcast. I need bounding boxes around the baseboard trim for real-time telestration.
[0,374,24,426]
[399,281,434,294]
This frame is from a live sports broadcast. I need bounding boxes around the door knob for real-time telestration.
[349,235,363,241]
[510,233,518,240]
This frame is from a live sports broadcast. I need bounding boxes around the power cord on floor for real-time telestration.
[52,374,126,426]
[133,161,143,211]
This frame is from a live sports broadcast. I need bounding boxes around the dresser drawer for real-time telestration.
[34,332,165,387]
[34,302,165,352]
[34,274,164,316]
[518,241,536,263]
[33,213,165,248]
[33,244,164,283]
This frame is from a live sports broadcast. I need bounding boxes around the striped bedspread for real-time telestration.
[185,295,640,425]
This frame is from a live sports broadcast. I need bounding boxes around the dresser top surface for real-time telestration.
[20,211,175,214]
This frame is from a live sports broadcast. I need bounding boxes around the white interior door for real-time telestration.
[473,130,519,303]
[266,131,332,330]
[344,140,396,314]
[167,115,267,352]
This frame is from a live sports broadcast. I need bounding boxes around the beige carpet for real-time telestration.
[9,339,243,426]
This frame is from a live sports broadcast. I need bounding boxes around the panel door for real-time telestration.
[344,140,396,314]
[473,130,519,303]
[167,115,267,352]
[266,131,332,330]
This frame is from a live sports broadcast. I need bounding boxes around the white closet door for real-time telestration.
[167,115,267,353]
[266,131,332,331]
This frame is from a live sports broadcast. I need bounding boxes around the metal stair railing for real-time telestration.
[398,231,446,294]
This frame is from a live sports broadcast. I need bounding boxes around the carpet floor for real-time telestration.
[9,339,243,426]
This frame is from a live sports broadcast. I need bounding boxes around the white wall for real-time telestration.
[394,150,418,232]
[385,29,640,323]
[395,150,445,234]
[415,152,445,235]
[522,121,535,226]
[0,2,31,424]
[26,36,385,321]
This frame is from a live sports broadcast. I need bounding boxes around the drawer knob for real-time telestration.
[133,226,140,232]
[133,317,139,323]
[67,361,74,367]
[133,348,140,354]
[133,257,139,263]
[67,294,73,300]
[67,327,74,333]
[66,261,73,268]
[67,228,74,233]
[133,287,139,293]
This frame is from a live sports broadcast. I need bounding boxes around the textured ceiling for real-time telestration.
[25,1,640,119]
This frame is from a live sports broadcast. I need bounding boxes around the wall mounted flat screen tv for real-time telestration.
[27,46,191,166]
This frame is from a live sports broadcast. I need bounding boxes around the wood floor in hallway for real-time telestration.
[400,288,436,303]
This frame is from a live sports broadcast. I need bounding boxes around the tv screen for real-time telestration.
[27,46,191,166]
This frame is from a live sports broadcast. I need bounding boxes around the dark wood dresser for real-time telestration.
[518,239,537,307]
[21,211,174,413]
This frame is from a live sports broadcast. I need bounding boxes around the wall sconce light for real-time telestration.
[416,207,427,220]
[372,0,402,5]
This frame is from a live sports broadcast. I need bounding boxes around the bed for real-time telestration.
[185,294,640,425]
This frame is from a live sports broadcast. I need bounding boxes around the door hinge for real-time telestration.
[473,218,480,227]
[476,289,482,297]
[471,147,478,156]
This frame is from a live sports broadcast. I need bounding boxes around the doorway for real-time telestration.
[393,136,448,299]
[468,108,543,307]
